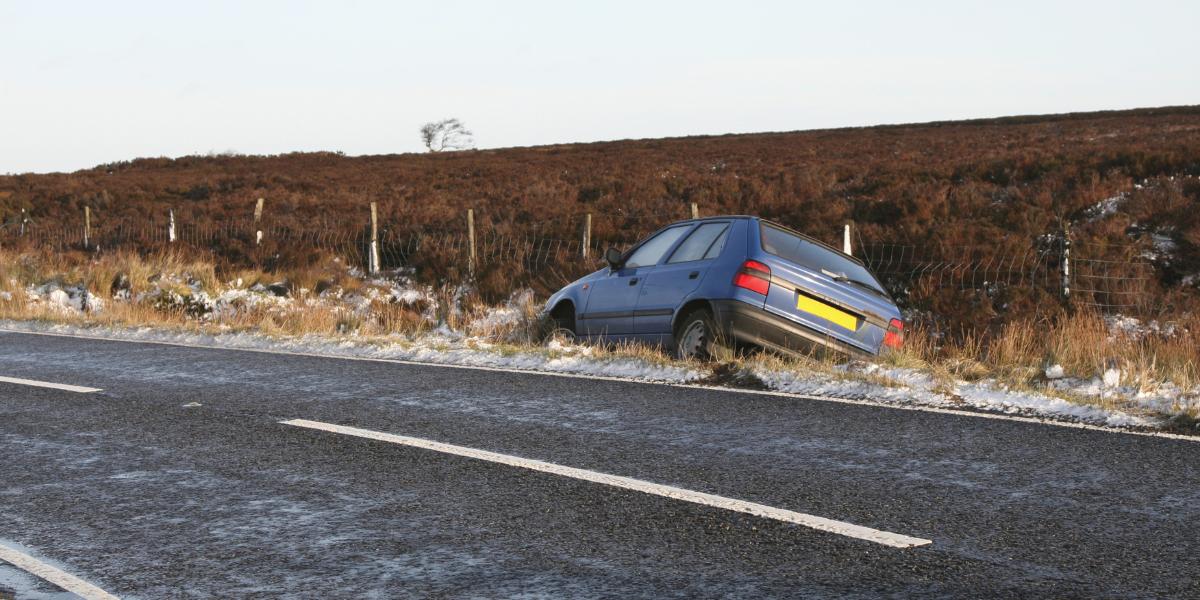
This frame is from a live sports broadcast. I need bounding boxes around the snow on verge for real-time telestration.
[0,320,1176,432]
[0,320,701,384]
[752,362,1157,428]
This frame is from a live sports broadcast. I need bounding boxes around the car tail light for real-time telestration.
[883,318,904,348]
[733,260,771,295]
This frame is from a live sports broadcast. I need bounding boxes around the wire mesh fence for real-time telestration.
[0,214,1158,315]
[1069,241,1157,314]
[860,243,1060,292]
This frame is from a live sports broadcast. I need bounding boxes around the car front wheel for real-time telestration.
[675,308,731,361]
[548,313,576,343]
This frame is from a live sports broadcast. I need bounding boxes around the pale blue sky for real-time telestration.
[2,1,1197,174]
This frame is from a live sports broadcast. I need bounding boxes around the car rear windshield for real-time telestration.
[759,223,887,295]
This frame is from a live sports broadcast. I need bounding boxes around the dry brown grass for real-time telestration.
[0,248,574,351]
[878,310,1200,421]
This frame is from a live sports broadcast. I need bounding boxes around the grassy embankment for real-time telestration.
[2,248,1197,431]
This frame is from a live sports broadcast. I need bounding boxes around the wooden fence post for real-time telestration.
[254,198,264,245]
[690,203,699,219]
[467,209,476,276]
[1062,223,1071,300]
[84,206,91,249]
[582,213,592,259]
[168,209,176,243]
[369,202,380,274]
[19,209,26,236]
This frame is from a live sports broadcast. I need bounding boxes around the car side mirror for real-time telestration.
[604,247,622,268]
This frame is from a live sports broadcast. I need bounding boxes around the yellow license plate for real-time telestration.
[797,295,858,331]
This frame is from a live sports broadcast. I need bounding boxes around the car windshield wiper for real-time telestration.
[833,276,888,298]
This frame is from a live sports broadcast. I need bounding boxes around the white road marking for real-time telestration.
[281,418,933,548]
[4,328,1198,443]
[0,375,101,393]
[0,544,121,600]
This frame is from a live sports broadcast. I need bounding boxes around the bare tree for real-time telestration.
[420,118,474,152]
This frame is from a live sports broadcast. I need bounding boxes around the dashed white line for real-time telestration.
[0,376,101,393]
[0,544,121,600]
[281,418,933,548]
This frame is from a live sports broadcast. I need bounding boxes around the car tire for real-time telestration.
[548,315,577,344]
[674,308,731,361]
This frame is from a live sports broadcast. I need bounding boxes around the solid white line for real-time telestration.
[0,376,101,393]
[281,418,933,548]
[4,328,1197,443]
[0,545,121,600]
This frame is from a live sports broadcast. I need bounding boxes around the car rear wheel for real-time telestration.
[675,308,731,361]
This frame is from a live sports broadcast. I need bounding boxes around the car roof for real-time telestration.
[667,215,753,225]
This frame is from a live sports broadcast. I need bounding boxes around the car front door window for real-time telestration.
[623,226,691,268]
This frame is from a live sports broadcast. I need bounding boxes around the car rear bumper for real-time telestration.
[711,299,875,359]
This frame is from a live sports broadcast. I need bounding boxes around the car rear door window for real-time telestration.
[623,225,691,268]
[666,223,729,264]
[702,227,729,260]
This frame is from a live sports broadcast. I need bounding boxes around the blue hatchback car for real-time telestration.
[543,216,904,359]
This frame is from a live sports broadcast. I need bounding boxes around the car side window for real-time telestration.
[622,226,691,268]
[666,223,730,264]
[702,226,729,260]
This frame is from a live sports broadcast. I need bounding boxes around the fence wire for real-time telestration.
[0,217,1157,315]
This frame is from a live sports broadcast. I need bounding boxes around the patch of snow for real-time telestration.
[754,361,1159,429]
[48,289,73,308]
[1045,364,1064,379]
[1141,229,1178,261]
[472,306,519,330]
[1151,232,1176,252]
[1103,368,1122,388]
[23,283,102,314]
[1105,314,1177,340]
[1084,194,1125,221]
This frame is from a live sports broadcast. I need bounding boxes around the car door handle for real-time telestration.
[629,278,639,285]
[688,271,699,279]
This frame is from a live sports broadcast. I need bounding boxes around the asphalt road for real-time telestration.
[1,330,1198,599]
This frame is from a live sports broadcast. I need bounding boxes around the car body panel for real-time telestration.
[746,221,895,354]
[634,220,734,335]
[756,258,890,353]
[580,265,650,336]
[633,262,701,334]
[543,216,901,357]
